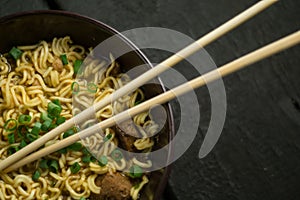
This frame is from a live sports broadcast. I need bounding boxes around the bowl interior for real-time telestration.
[0,11,174,200]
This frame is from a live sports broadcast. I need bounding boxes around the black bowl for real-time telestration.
[0,10,174,200]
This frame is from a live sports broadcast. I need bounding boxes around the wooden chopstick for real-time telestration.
[0,0,277,171]
[5,30,300,173]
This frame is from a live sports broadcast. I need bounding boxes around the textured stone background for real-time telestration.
[1,0,300,200]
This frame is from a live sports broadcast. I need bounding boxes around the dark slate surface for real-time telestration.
[1,0,300,200]
[0,0,49,16]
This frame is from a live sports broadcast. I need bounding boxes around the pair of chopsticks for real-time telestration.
[1,0,299,173]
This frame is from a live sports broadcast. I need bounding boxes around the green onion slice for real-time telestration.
[82,148,90,155]
[49,123,57,129]
[18,114,31,124]
[32,170,41,181]
[41,120,52,131]
[71,82,80,94]
[67,142,82,151]
[41,112,51,122]
[56,116,66,125]
[70,162,81,174]
[52,99,61,107]
[26,133,38,142]
[111,149,123,162]
[63,128,75,139]
[104,133,112,142]
[9,47,23,60]
[7,133,15,144]
[82,155,91,163]
[87,82,97,93]
[4,119,18,132]
[74,59,83,75]
[98,155,108,167]
[129,165,143,178]
[47,102,62,118]
[7,146,19,155]
[31,122,42,135]
[57,148,67,154]
[19,140,27,149]
[60,54,68,65]
[49,160,59,173]
[39,159,49,169]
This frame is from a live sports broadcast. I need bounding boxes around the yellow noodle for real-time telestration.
[130,175,149,200]
[0,36,157,199]
[87,174,101,194]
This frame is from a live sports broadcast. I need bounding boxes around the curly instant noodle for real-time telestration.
[0,36,156,200]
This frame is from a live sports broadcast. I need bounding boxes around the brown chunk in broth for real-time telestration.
[90,172,132,200]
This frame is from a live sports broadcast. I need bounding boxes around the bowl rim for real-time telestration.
[0,10,175,200]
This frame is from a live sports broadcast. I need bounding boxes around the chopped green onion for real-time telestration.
[49,123,57,129]
[47,102,62,118]
[31,122,42,135]
[60,54,68,65]
[104,133,112,142]
[49,160,59,173]
[9,47,23,60]
[63,128,75,139]
[82,148,95,163]
[79,197,86,200]
[82,155,91,163]
[19,140,27,149]
[82,148,90,155]
[7,133,15,144]
[67,142,82,151]
[26,133,38,142]
[74,60,83,75]
[129,165,143,178]
[57,148,67,154]
[52,99,61,107]
[4,119,18,132]
[32,170,41,181]
[111,149,123,162]
[41,120,52,131]
[39,159,49,169]
[56,116,66,125]
[87,82,97,93]
[70,162,81,174]
[7,146,19,155]
[41,112,51,122]
[71,82,80,94]
[18,114,31,124]
[98,155,108,167]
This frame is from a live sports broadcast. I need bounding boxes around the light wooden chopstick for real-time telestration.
[0,0,277,171]
[4,30,300,173]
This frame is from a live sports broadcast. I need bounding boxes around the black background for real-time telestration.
[1,0,300,200]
